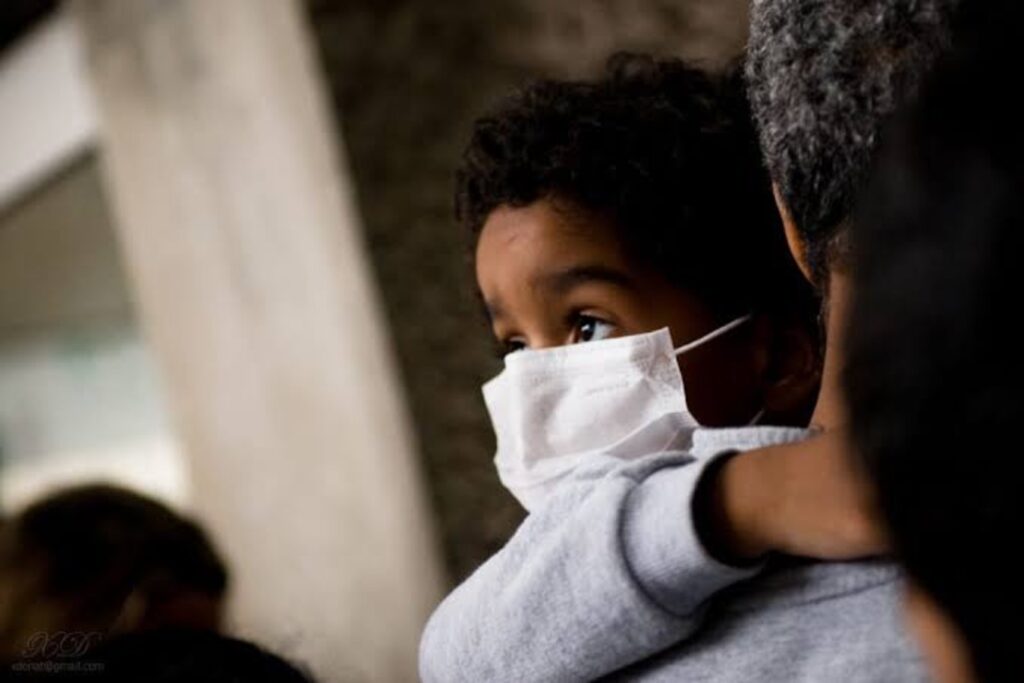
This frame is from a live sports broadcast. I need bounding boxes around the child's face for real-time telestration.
[475,198,765,427]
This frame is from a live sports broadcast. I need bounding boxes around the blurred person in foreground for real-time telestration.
[0,484,227,666]
[846,4,1024,681]
[3,628,315,683]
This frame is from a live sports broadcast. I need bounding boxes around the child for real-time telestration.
[464,55,820,510]
[420,56,926,682]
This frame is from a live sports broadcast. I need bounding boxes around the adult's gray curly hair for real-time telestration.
[746,0,960,285]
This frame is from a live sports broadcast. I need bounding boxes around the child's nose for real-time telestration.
[528,330,569,351]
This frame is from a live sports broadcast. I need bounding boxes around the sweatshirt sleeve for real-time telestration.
[419,450,765,683]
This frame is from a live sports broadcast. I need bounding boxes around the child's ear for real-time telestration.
[756,315,822,424]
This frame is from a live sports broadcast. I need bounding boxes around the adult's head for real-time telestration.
[0,484,228,663]
[746,0,958,288]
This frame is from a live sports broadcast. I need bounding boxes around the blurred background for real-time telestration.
[0,1,746,680]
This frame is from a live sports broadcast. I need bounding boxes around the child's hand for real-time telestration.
[701,431,889,563]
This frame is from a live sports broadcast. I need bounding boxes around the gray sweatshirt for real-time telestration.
[419,427,928,682]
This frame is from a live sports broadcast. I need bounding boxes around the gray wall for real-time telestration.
[307,0,748,580]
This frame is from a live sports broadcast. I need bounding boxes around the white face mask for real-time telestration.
[482,316,752,511]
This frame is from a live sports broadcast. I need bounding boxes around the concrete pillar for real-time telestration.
[73,1,443,680]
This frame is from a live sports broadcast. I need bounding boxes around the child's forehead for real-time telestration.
[478,201,628,262]
[476,208,638,302]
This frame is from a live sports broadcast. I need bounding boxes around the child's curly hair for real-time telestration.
[456,53,814,322]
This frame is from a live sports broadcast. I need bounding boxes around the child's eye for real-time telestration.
[574,315,615,343]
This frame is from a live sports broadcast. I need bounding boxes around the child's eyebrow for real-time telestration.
[539,265,637,294]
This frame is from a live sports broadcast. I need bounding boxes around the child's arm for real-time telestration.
[419,433,885,683]
[420,452,755,683]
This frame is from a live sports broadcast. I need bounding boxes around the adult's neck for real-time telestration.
[810,271,850,431]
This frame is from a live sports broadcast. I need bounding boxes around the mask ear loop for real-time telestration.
[672,314,753,357]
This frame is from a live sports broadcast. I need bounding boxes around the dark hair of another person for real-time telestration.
[0,485,227,662]
[845,5,1024,680]
[455,53,816,324]
[746,0,959,286]
[86,629,316,683]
